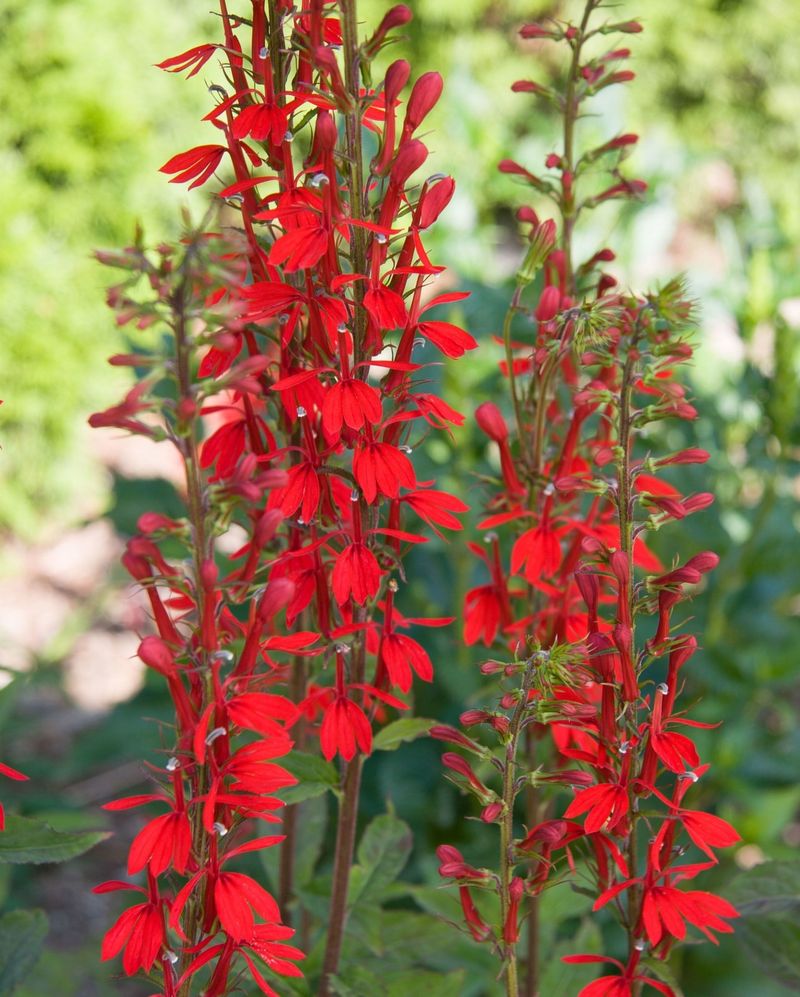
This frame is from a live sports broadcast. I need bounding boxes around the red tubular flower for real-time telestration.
[641,885,738,947]
[331,540,382,606]
[96,878,168,977]
[511,520,562,581]
[353,441,415,503]
[159,144,227,189]
[380,631,433,693]
[564,781,629,834]
[320,693,373,761]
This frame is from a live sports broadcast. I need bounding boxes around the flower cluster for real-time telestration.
[91,0,470,992]
[437,4,739,995]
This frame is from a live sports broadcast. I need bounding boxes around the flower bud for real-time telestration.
[475,402,509,443]
[535,285,561,322]
[384,59,411,103]
[519,23,555,39]
[390,139,428,186]
[403,72,443,135]
[417,176,455,229]
[138,635,176,676]
[481,802,503,823]
[257,577,295,622]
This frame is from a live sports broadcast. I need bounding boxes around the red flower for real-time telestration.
[160,144,226,189]
[511,521,562,581]
[128,810,191,877]
[322,378,383,437]
[320,693,373,761]
[280,461,322,523]
[353,441,415,503]
[380,631,433,693]
[215,871,282,942]
[364,283,408,330]
[0,761,28,830]
[269,220,329,272]
[96,880,167,976]
[331,541,382,605]
[564,781,629,834]
[156,43,218,78]
[232,100,289,146]
[415,320,477,358]
[563,954,676,996]
[88,381,154,436]
[464,584,504,646]
[400,488,468,535]
[641,885,738,947]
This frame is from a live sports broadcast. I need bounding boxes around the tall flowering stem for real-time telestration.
[439,4,740,996]
[92,1,470,993]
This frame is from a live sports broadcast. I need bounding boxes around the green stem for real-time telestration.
[503,298,527,450]
[500,658,538,997]
[173,243,215,997]
[318,4,370,990]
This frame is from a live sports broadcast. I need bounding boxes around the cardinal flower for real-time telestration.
[352,441,415,503]
[320,692,373,761]
[96,877,168,976]
[511,519,562,581]
[379,631,433,693]
[331,540,382,605]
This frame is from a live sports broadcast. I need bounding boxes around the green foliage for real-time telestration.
[3,1,800,994]
[348,811,413,911]
[728,861,800,989]
[0,816,108,865]
[0,910,47,997]
[280,752,341,804]
[372,717,435,751]
[0,0,211,535]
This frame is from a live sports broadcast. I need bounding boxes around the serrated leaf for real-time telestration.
[372,718,435,752]
[348,813,412,911]
[537,918,603,997]
[728,859,800,914]
[0,909,47,995]
[728,860,800,987]
[0,817,108,865]
[280,752,339,804]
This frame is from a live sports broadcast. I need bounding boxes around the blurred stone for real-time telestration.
[88,424,184,485]
[30,519,121,597]
[779,297,800,329]
[63,630,145,712]
[0,577,74,667]
[735,843,767,870]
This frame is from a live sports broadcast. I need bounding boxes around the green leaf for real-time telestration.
[348,812,412,911]
[330,967,465,997]
[372,718,435,752]
[258,795,327,893]
[0,909,48,995]
[280,752,340,804]
[537,918,603,997]
[641,956,685,996]
[294,794,329,888]
[727,860,800,987]
[0,816,108,865]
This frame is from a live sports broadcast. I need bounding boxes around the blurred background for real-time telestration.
[1,0,800,993]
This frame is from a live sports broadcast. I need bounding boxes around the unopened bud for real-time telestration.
[475,402,508,443]
[517,219,557,285]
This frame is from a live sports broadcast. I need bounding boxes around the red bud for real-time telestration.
[475,402,509,443]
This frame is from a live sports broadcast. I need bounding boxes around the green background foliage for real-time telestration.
[2,0,800,993]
